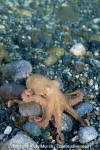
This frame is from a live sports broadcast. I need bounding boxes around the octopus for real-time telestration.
[8,74,89,144]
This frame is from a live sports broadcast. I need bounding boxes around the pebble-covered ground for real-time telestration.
[0,0,100,149]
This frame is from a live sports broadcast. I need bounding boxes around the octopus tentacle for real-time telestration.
[64,90,83,106]
[21,94,47,107]
[64,104,83,123]
[29,106,53,128]
[54,111,64,144]
[8,99,23,107]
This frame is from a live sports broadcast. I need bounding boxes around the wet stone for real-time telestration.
[75,103,93,117]
[23,122,42,137]
[78,126,98,144]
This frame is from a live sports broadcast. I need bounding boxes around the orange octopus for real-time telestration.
[8,74,89,144]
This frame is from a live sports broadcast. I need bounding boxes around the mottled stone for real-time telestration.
[78,126,98,144]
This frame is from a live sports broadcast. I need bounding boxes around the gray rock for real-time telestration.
[62,114,73,132]
[19,102,41,117]
[23,122,42,137]
[0,60,32,80]
[78,126,98,144]
[75,103,93,117]
[0,83,25,100]
[1,132,40,150]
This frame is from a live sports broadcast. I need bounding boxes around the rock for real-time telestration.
[62,114,73,132]
[74,60,85,73]
[0,45,10,65]
[75,103,93,117]
[46,47,65,59]
[4,126,12,135]
[1,132,40,150]
[0,83,25,101]
[70,43,86,56]
[19,102,42,117]
[44,53,58,66]
[0,60,32,80]
[23,122,42,137]
[78,126,98,144]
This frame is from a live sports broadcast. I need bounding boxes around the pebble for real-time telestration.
[74,60,85,73]
[62,114,73,132]
[0,60,32,80]
[88,79,94,87]
[23,122,42,137]
[1,132,40,150]
[75,103,93,117]
[90,59,100,68]
[70,43,86,56]
[78,126,98,144]
[4,126,12,135]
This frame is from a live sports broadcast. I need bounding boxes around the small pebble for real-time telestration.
[4,126,12,135]
[78,126,98,144]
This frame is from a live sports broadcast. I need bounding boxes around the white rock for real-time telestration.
[78,126,98,144]
[4,126,12,135]
[70,43,86,56]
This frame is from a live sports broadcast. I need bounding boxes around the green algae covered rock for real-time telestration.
[44,47,65,66]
